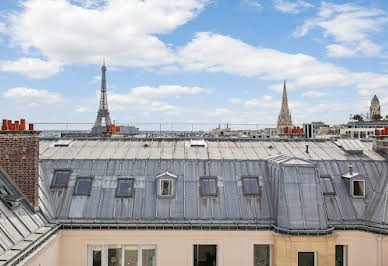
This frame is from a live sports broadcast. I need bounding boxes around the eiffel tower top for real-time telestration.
[277,81,292,133]
[91,62,112,133]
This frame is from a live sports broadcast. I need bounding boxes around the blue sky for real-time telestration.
[0,0,388,129]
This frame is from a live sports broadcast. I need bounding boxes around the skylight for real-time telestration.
[242,177,261,195]
[200,177,217,196]
[74,177,93,196]
[51,170,71,188]
[116,178,134,198]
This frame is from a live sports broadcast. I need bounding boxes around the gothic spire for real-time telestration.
[277,81,292,134]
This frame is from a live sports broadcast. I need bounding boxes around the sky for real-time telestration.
[1,0,388,130]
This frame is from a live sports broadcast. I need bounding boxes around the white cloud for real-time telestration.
[107,85,210,114]
[228,98,243,104]
[302,90,328,98]
[75,106,89,112]
[6,0,207,68]
[178,32,388,96]
[242,0,263,11]
[245,95,280,109]
[3,87,63,106]
[272,0,312,14]
[208,108,232,117]
[0,58,63,78]
[294,2,388,57]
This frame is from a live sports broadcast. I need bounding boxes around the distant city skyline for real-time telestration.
[0,0,388,125]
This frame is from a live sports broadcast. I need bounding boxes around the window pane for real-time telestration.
[75,179,92,195]
[201,178,217,196]
[142,249,156,266]
[108,248,122,266]
[124,249,138,266]
[161,180,172,196]
[254,245,270,266]
[298,252,314,266]
[118,180,133,197]
[194,245,216,266]
[243,178,260,195]
[353,181,364,196]
[53,170,70,187]
[93,250,102,266]
[335,245,344,266]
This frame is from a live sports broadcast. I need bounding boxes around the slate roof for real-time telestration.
[37,138,388,233]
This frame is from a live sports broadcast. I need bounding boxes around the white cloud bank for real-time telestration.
[272,0,312,14]
[3,87,63,106]
[0,58,63,79]
[294,2,388,57]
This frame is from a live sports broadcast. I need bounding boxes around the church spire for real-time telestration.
[277,81,293,134]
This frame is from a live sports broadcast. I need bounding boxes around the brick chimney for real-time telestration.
[0,121,40,211]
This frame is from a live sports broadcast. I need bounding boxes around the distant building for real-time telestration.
[370,94,381,120]
[340,120,388,139]
[277,81,292,134]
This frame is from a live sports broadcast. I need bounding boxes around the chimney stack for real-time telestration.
[0,119,40,210]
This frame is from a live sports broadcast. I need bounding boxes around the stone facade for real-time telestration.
[0,131,40,210]
[277,81,292,134]
[370,95,381,120]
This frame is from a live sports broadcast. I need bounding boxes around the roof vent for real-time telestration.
[54,139,73,147]
[342,163,360,179]
[190,139,206,147]
[305,144,309,153]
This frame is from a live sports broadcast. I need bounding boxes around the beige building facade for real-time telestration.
[23,230,388,266]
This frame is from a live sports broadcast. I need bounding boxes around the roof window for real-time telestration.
[320,176,336,196]
[74,177,93,196]
[116,178,134,198]
[155,171,177,198]
[190,139,206,147]
[242,177,261,196]
[51,170,71,188]
[0,185,22,209]
[200,177,218,196]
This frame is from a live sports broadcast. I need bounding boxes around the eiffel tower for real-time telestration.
[91,62,112,133]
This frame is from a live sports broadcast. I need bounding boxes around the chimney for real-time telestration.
[0,120,40,211]
[349,163,353,176]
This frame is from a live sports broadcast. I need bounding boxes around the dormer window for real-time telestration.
[155,171,177,198]
[200,177,218,196]
[352,180,365,197]
[51,170,71,188]
[242,177,261,196]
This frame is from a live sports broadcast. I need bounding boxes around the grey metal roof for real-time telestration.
[0,169,55,264]
[39,138,385,161]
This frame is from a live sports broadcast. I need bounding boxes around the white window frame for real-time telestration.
[351,179,365,198]
[159,179,173,197]
[88,245,156,266]
[297,251,317,266]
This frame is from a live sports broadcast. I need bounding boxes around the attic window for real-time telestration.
[0,186,22,209]
[51,170,71,188]
[352,180,365,197]
[321,176,336,196]
[160,179,173,196]
[190,139,206,147]
[116,178,134,198]
[200,177,218,196]
[242,177,261,195]
[54,140,72,147]
[74,177,93,196]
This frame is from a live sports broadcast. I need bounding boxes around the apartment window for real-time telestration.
[200,177,218,196]
[193,245,217,266]
[74,177,93,196]
[160,179,173,196]
[51,170,71,188]
[352,180,365,197]
[116,179,134,198]
[242,177,261,196]
[298,252,316,266]
[88,245,156,266]
[254,245,271,266]
[335,245,347,266]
